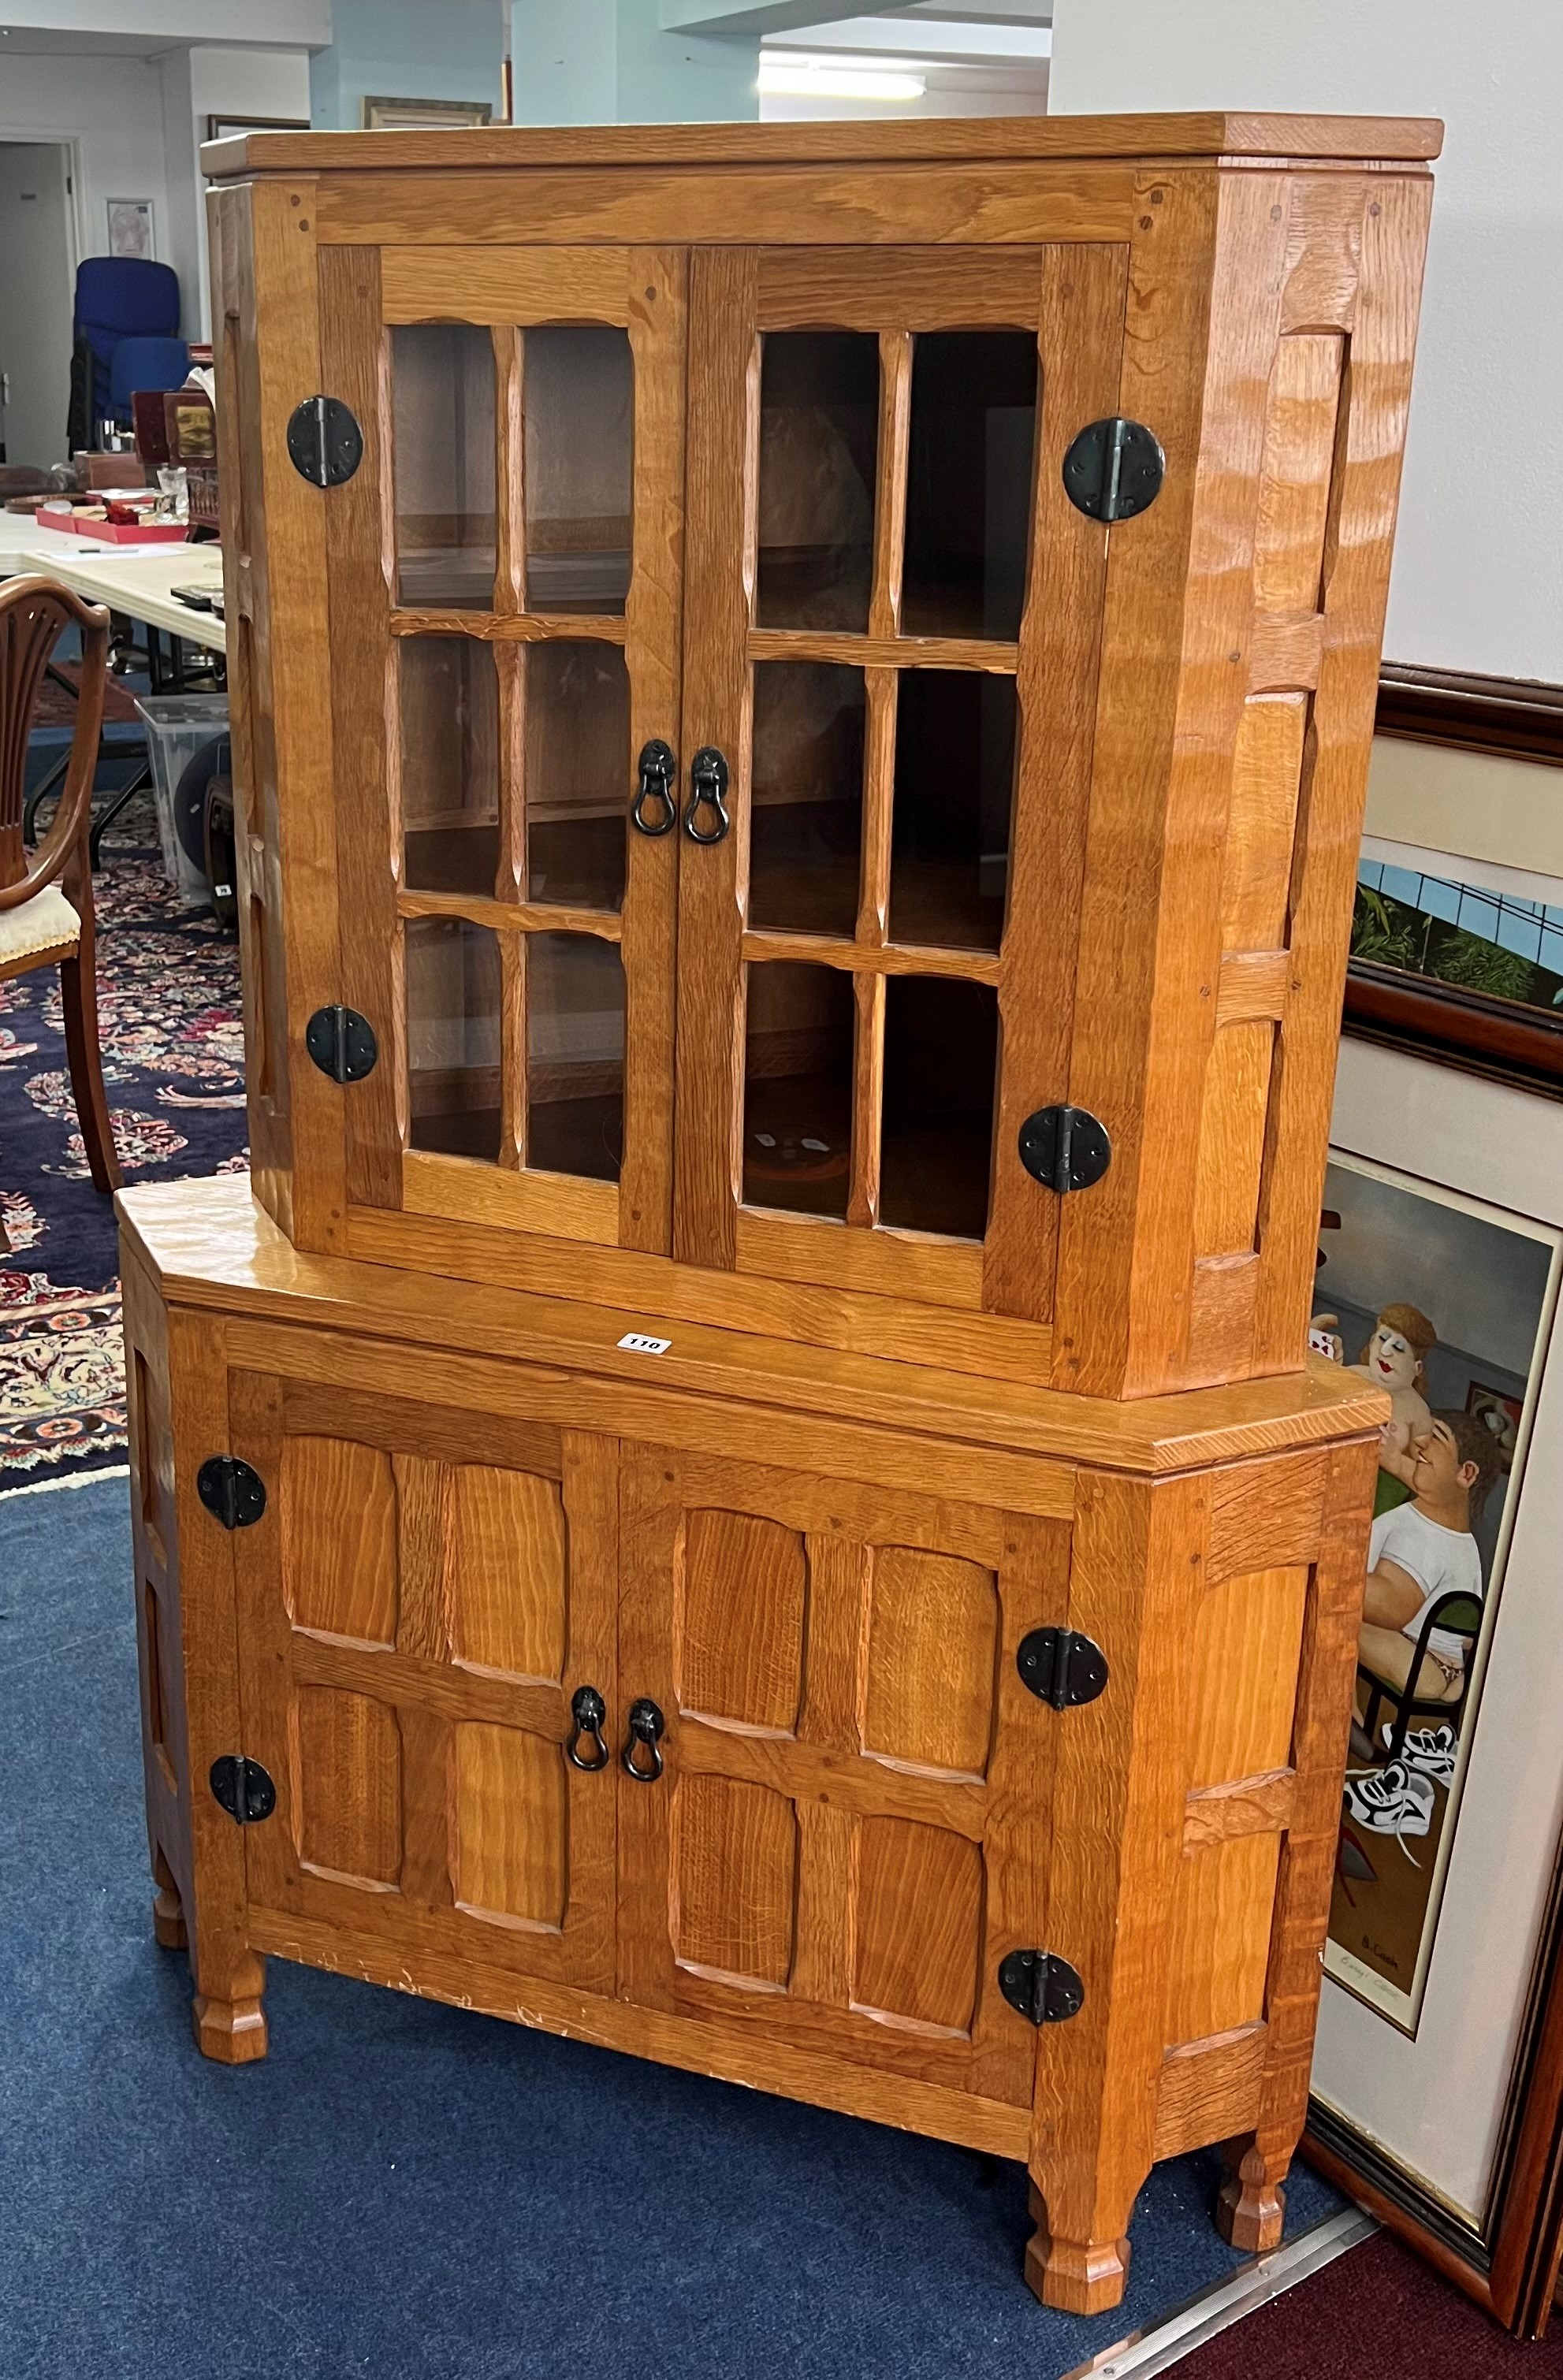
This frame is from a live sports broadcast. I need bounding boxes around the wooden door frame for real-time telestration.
[671,240,1126,1325]
[323,240,687,1258]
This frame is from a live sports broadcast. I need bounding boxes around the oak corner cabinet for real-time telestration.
[125,111,1433,2316]
[206,109,1437,1403]
[124,1176,1383,2315]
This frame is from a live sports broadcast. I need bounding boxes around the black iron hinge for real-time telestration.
[1016,1627,1110,1711]
[999,1949,1085,2027]
[286,395,363,488]
[1062,416,1165,522]
[209,1754,277,1825]
[1018,1105,1111,1195]
[305,1004,378,1084]
[196,1456,267,1531]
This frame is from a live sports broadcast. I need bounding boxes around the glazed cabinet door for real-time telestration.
[323,244,686,1255]
[225,1367,619,1991]
[616,1446,1067,2109]
[672,244,1126,1325]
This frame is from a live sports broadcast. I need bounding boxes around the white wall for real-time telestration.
[161,45,311,340]
[0,50,173,304]
[1048,0,1563,684]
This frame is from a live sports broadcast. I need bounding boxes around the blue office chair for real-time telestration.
[108,337,192,422]
[67,258,181,450]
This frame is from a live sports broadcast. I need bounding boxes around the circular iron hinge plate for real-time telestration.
[1016,1627,1111,1710]
[210,1754,277,1825]
[1062,416,1165,522]
[305,1004,378,1084]
[1018,1105,1111,1194]
[196,1455,267,1531]
[999,1947,1086,2026]
[286,395,363,489]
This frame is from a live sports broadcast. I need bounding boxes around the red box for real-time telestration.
[36,502,189,547]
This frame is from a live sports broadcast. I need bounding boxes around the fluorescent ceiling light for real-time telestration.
[758,53,927,100]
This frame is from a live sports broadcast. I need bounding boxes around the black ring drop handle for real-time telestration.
[566,1684,610,1772]
[631,738,678,837]
[622,1697,666,1782]
[684,747,731,844]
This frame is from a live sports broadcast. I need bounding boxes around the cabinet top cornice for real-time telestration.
[202,110,1442,184]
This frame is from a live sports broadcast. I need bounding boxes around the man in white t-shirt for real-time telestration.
[1358,1410,1498,1707]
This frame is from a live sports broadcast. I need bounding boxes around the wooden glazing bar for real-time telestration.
[494,640,526,902]
[396,891,623,940]
[493,325,524,616]
[847,970,886,1229]
[858,665,896,946]
[869,331,912,640]
[742,929,1000,985]
[1247,611,1323,694]
[499,932,526,1170]
[749,628,1016,674]
[389,610,628,645]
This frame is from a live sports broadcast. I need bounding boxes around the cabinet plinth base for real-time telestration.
[1025,2187,1131,2313]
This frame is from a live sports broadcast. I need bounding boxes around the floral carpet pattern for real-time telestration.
[0,825,247,1489]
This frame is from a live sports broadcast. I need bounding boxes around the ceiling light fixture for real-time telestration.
[758,54,926,102]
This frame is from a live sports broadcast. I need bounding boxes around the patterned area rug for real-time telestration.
[0,809,246,1490]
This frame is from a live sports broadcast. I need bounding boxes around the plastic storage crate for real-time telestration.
[132,694,228,907]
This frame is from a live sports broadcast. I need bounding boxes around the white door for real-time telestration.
[0,143,75,470]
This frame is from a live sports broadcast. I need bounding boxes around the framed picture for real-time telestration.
[206,115,310,146]
[106,199,154,261]
[1304,1032,1563,2330]
[361,96,493,131]
[1345,668,1563,1093]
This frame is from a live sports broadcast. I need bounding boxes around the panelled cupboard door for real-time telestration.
[672,245,1126,1324]
[616,1446,1067,2105]
[323,244,687,1257]
[225,1370,619,1992]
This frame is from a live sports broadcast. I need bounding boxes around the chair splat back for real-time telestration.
[0,577,110,906]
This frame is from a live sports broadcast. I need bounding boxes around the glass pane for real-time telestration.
[406,917,502,1160]
[525,642,629,909]
[393,324,496,610]
[400,638,501,896]
[889,671,1017,952]
[902,331,1038,641]
[742,961,854,1218]
[524,326,633,615]
[756,332,878,633]
[749,662,865,938]
[527,932,624,1181]
[880,976,997,1240]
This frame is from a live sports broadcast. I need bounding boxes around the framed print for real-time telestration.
[206,115,310,147]
[1306,1033,1563,2330]
[1345,668,1563,1093]
[361,96,493,131]
[1312,1151,1560,2031]
[106,199,154,261]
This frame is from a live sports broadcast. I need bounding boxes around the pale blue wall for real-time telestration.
[510,0,758,124]
[310,0,508,131]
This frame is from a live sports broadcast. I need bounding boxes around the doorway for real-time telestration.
[0,143,76,468]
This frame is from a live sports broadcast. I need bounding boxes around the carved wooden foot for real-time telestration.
[1024,2181,1131,2314]
[192,1991,269,2064]
[191,1949,268,2063]
[1215,2138,1287,2254]
[152,1881,188,1951]
[151,1847,187,1950]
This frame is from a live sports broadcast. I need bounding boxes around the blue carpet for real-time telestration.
[0,1478,1342,2380]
